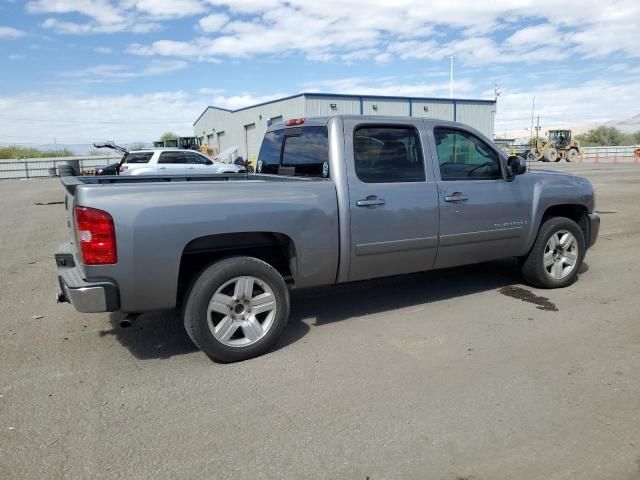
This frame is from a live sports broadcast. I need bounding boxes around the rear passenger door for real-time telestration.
[156,151,187,175]
[344,119,440,282]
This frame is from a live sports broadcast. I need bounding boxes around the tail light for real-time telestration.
[75,206,117,265]
[118,165,128,173]
[286,118,305,127]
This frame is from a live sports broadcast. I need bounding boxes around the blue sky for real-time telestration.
[1,0,639,146]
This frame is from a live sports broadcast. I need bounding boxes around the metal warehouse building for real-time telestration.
[193,93,496,163]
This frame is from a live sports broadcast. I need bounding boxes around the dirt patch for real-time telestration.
[499,286,558,311]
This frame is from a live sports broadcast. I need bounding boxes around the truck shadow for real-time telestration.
[282,258,523,338]
[103,258,539,360]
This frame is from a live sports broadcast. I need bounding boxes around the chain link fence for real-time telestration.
[0,156,120,180]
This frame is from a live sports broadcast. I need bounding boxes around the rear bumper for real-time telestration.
[586,213,600,249]
[55,243,119,313]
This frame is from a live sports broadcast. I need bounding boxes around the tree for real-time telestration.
[159,132,179,141]
[575,126,625,146]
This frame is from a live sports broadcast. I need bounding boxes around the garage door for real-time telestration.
[217,131,226,152]
[207,133,215,146]
[244,123,258,164]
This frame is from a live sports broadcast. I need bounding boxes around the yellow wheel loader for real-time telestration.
[526,130,581,162]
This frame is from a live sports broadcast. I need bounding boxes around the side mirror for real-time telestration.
[507,155,527,177]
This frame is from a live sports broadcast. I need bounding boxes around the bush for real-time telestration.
[0,146,75,159]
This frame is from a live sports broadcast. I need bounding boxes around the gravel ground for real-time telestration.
[1,163,639,480]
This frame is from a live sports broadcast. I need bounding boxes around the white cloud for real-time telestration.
[495,79,640,131]
[206,92,290,110]
[0,91,200,143]
[198,13,229,32]
[26,0,124,25]
[303,76,476,98]
[0,90,295,143]
[505,23,562,47]
[41,17,160,34]
[0,26,27,39]
[94,46,113,54]
[121,0,206,18]
[122,0,640,65]
[8,54,27,60]
[62,60,188,79]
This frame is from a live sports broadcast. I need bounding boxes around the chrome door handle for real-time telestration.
[158,167,167,170]
[356,196,386,207]
[444,192,468,202]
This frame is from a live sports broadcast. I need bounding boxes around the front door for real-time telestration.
[430,126,530,268]
[156,151,187,175]
[345,119,440,282]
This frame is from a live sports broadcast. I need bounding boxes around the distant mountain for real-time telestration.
[605,114,640,133]
[608,114,640,125]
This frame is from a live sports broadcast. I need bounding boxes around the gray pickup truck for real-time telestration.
[56,115,599,362]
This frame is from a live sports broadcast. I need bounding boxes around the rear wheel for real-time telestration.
[521,217,585,288]
[566,148,579,162]
[183,256,290,362]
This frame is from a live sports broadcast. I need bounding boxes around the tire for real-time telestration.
[566,148,579,162]
[521,217,585,288]
[544,148,558,162]
[183,256,290,362]
[527,151,538,162]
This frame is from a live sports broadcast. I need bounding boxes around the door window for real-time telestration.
[185,152,210,165]
[158,152,186,164]
[354,126,425,183]
[434,128,502,181]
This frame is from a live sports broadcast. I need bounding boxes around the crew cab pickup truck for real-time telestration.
[56,116,599,362]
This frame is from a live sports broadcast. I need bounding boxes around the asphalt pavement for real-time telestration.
[1,163,639,479]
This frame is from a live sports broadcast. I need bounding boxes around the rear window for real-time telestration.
[123,152,153,164]
[257,126,329,178]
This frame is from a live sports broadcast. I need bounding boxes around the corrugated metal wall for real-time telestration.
[305,95,360,116]
[362,98,409,116]
[194,94,496,163]
[455,101,495,139]
[411,100,454,121]
[193,96,305,160]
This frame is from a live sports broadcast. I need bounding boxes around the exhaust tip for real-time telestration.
[119,313,140,328]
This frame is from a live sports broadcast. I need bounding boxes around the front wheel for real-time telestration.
[183,257,290,362]
[521,217,585,288]
[566,148,579,162]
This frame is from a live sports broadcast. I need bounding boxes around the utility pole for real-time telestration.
[449,56,454,99]
[530,96,535,145]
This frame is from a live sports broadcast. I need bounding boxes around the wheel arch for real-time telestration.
[177,231,297,305]
[527,203,589,253]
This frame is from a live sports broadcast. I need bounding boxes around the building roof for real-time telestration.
[193,92,495,126]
